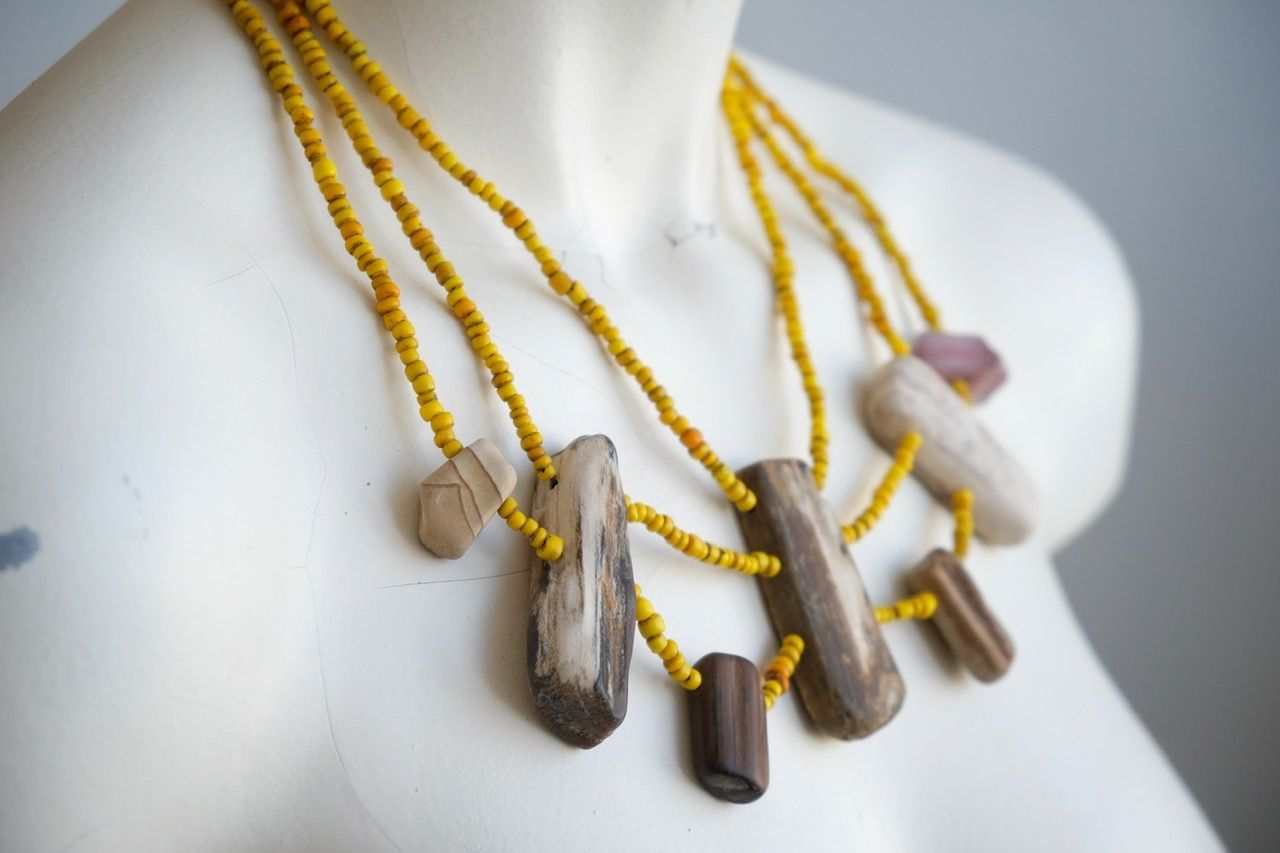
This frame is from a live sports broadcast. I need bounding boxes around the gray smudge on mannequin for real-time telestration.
[0,526,40,569]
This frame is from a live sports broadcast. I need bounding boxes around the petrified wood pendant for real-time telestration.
[689,653,769,803]
[526,434,635,748]
[862,355,1037,545]
[737,459,905,740]
[906,549,1014,682]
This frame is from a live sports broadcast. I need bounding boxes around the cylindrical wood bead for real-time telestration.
[688,653,768,804]
[862,355,1036,545]
[526,435,635,748]
[736,459,905,740]
[905,549,1015,682]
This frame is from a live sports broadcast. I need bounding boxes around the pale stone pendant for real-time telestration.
[737,459,905,740]
[417,438,518,559]
[862,356,1037,545]
[688,653,769,804]
[526,434,635,748]
[906,549,1014,682]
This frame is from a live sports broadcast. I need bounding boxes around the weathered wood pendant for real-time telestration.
[526,434,635,748]
[418,438,518,559]
[906,549,1014,682]
[863,355,1037,545]
[737,459,906,740]
[688,653,769,803]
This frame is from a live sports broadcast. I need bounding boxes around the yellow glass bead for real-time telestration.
[311,157,337,182]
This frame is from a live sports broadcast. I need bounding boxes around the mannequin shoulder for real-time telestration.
[744,57,1139,549]
[0,0,328,325]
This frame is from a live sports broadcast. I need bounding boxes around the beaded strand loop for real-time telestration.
[762,634,805,710]
[874,491,977,624]
[729,57,943,334]
[735,94,909,357]
[271,0,558,481]
[496,498,564,562]
[842,432,923,544]
[722,81,830,487]
[952,489,975,560]
[626,497,781,577]
[730,59,977,402]
[303,0,758,514]
[226,0,563,562]
[635,585,702,691]
[227,0,458,454]
[875,591,939,624]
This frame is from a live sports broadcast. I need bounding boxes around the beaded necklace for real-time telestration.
[227,0,1029,804]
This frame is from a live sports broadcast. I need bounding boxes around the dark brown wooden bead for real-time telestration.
[526,435,635,748]
[736,459,905,740]
[688,653,768,804]
[906,549,1014,682]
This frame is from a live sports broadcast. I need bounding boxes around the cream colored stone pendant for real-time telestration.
[526,434,635,748]
[906,549,1014,682]
[862,355,1037,545]
[736,459,905,740]
[417,438,518,559]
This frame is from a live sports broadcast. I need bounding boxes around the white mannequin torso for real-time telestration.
[0,1,1220,850]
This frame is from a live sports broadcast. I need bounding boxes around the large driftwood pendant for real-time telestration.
[906,549,1014,682]
[688,653,769,803]
[526,435,635,748]
[737,459,905,740]
[862,355,1037,545]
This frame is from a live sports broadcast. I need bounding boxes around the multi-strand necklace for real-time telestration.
[226,0,1034,804]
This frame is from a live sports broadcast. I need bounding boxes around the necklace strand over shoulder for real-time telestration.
[227,0,1034,803]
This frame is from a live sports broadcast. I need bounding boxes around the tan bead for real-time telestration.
[417,438,517,559]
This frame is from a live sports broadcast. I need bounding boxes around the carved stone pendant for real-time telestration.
[862,355,1037,545]
[906,549,1014,682]
[689,653,769,804]
[526,435,635,748]
[417,438,518,559]
[737,459,905,740]
[913,331,1007,403]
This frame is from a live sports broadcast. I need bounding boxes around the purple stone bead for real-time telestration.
[913,331,1007,403]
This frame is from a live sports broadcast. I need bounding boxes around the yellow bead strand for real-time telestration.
[634,585,702,691]
[952,488,974,559]
[842,432,923,544]
[227,0,563,561]
[762,634,805,711]
[226,0,461,456]
[875,591,939,624]
[722,81,830,487]
[271,1,557,482]
[497,497,564,562]
[729,58,943,336]
[304,0,757,513]
[625,497,781,578]
[733,86,910,358]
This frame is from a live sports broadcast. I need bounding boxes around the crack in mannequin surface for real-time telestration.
[0,0,1222,850]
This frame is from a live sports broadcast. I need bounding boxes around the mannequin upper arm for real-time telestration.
[981,169,1141,553]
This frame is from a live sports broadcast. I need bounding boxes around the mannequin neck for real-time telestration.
[353,0,744,251]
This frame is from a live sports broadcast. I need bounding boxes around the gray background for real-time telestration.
[2,1,1276,849]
